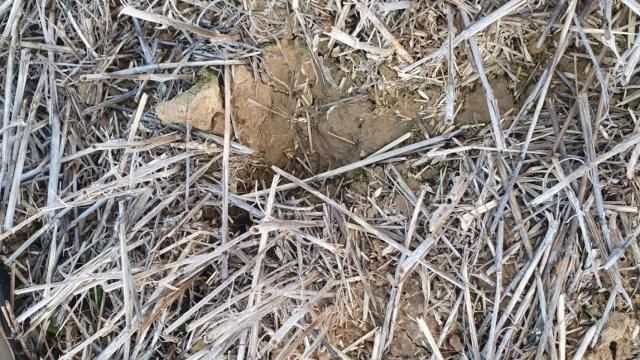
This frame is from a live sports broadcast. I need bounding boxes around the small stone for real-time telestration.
[156,78,224,133]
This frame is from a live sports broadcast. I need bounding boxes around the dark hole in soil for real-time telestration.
[609,341,618,359]
[230,208,253,234]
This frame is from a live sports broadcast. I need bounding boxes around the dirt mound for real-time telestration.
[156,39,421,169]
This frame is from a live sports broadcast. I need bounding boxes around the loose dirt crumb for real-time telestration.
[448,334,464,352]
[392,194,412,217]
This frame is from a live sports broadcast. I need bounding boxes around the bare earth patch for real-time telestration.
[585,312,639,360]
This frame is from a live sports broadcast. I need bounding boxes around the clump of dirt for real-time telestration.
[231,66,294,166]
[231,38,316,167]
[312,94,419,168]
[584,312,639,360]
[156,77,225,133]
[457,78,514,125]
